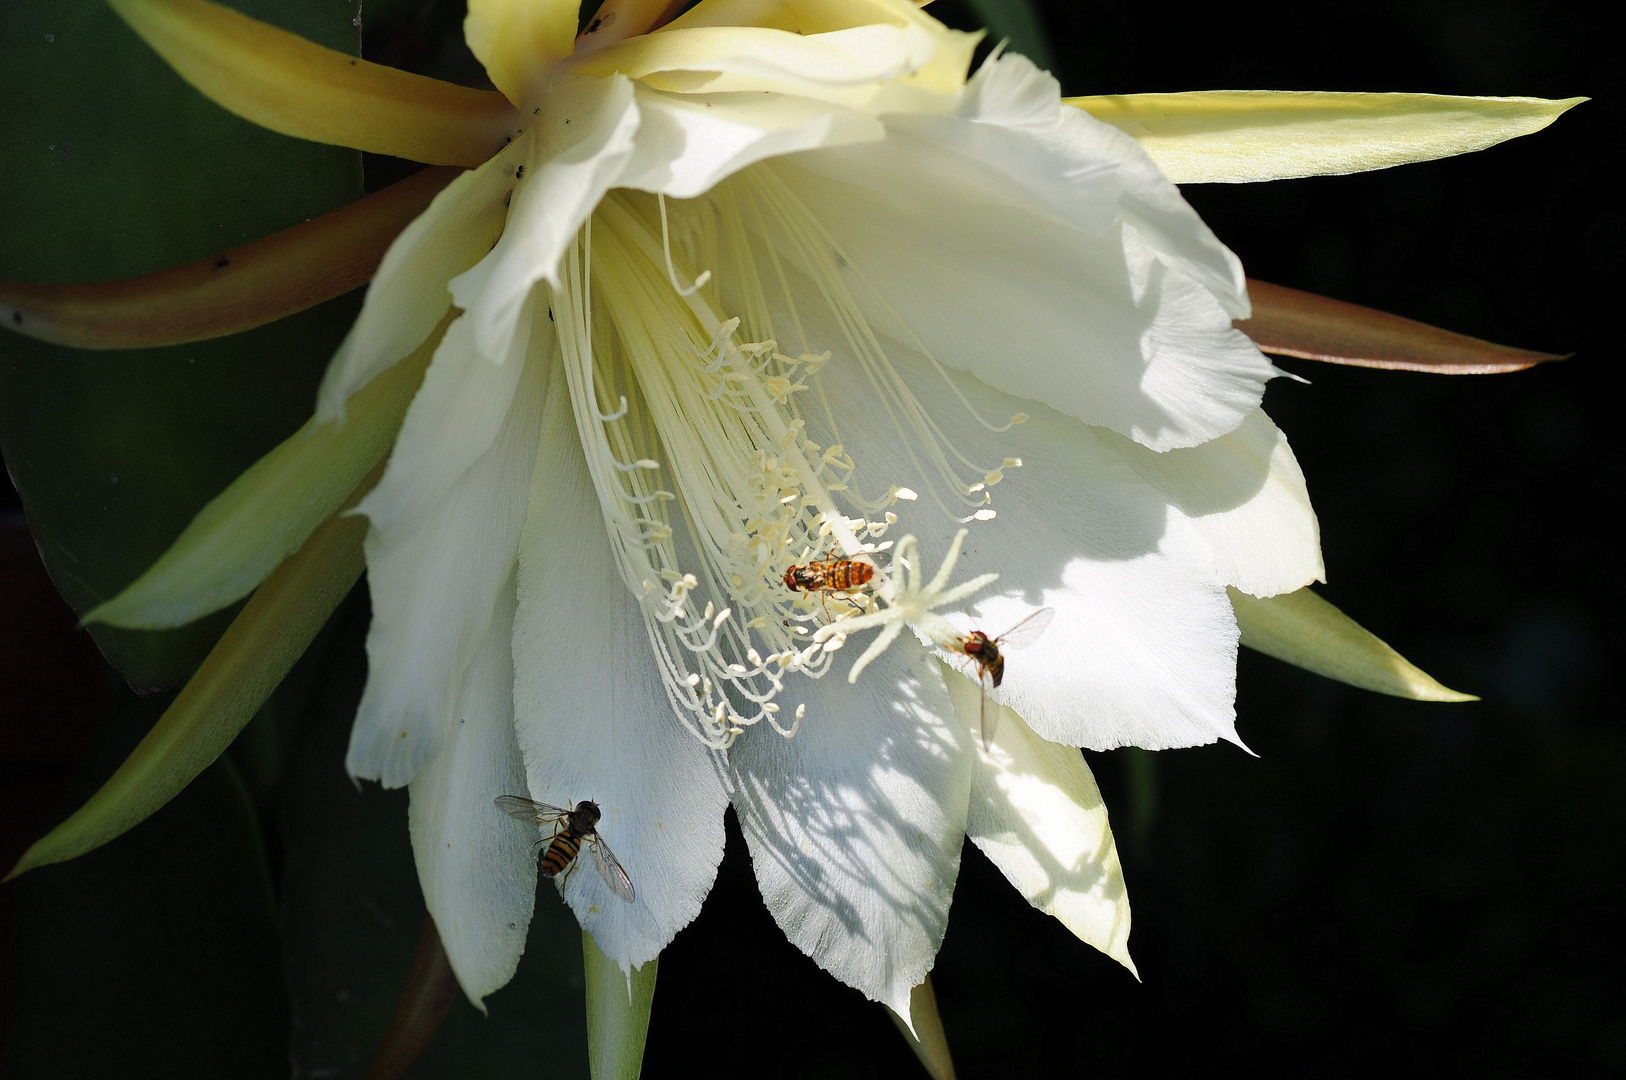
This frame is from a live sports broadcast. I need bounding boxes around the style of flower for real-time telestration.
[11,0,1578,1036]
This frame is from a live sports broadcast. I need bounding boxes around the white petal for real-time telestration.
[805,338,1244,751]
[618,86,885,200]
[355,303,532,535]
[729,639,973,1016]
[408,582,536,1007]
[564,21,969,111]
[956,56,1249,319]
[346,309,551,787]
[452,76,641,367]
[945,666,1134,974]
[512,351,729,972]
[775,54,1278,452]
[1102,408,1324,599]
[316,138,527,421]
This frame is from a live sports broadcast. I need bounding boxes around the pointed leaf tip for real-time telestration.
[0,167,459,351]
[364,915,461,1080]
[1231,586,1477,702]
[1239,279,1567,374]
[1070,90,1584,184]
[584,932,658,1080]
[5,468,377,881]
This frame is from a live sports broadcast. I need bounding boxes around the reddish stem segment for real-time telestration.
[364,914,461,1080]
[1239,278,1566,373]
[0,166,461,350]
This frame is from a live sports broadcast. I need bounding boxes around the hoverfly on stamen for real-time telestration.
[949,608,1055,751]
[494,796,635,902]
[781,557,876,617]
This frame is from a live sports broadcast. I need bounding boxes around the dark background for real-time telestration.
[3,0,1621,1077]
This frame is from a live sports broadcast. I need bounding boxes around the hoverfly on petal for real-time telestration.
[495,796,635,903]
[950,607,1055,750]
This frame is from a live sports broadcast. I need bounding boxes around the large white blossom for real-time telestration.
[90,0,1329,1022]
[308,0,1326,1017]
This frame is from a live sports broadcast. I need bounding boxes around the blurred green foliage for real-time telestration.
[0,0,362,689]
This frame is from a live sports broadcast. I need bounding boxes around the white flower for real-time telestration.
[90,0,1326,1022]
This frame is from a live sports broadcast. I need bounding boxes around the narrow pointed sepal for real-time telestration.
[4,467,377,881]
[584,932,657,1080]
[0,167,459,350]
[107,0,515,165]
[887,976,958,1080]
[364,915,460,1080]
[1230,586,1476,702]
[1238,279,1566,373]
[85,319,442,630]
[1069,91,1584,184]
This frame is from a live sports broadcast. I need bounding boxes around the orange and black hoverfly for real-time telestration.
[950,607,1055,750]
[781,557,875,609]
[494,796,635,902]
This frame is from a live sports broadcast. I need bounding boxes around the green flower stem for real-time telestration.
[1230,585,1476,701]
[5,464,380,881]
[888,975,958,1080]
[584,932,658,1080]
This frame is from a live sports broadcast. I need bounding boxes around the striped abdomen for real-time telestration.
[782,558,875,593]
[540,829,583,878]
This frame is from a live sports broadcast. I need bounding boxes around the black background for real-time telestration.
[3,1,1621,1077]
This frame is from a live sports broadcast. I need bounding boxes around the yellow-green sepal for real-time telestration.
[106,0,515,165]
[6,470,375,881]
[1230,586,1475,701]
[584,932,658,1080]
[85,324,440,631]
[1068,91,1584,184]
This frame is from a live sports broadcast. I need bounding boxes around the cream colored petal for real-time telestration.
[465,0,580,105]
[1231,586,1475,701]
[451,77,641,370]
[948,667,1134,974]
[563,19,974,110]
[346,311,550,787]
[730,637,973,1017]
[1102,408,1324,599]
[617,86,884,199]
[317,136,527,422]
[512,352,729,973]
[408,582,535,1008]
[664,0,975,104]
[1069,91,1586,184]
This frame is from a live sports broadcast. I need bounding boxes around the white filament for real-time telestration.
[549,168,1017,747]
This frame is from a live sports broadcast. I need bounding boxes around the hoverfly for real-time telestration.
[949,607,1055,750]
[494,796,636,903]
[782,557,875,616]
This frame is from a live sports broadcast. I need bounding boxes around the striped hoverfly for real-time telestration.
[494,796,635,903]
[949,607,1055,751]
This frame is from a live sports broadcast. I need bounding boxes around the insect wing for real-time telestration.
[994,607,1055,652]
[978,668,1002,751]
[494,795,571,826]
[588,834,637,903]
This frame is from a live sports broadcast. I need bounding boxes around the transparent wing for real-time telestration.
[494,795,570,825]
[588,835,637,903]
[978,669,1001,751]
[995,607,1055,651]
